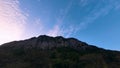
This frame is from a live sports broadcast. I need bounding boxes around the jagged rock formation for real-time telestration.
[0,35,120,68]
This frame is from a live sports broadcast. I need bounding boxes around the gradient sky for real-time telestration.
[0,0,120,50]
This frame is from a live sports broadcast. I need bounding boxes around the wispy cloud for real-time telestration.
[0,0,27,44]
[36,0,120,37]
[79,0,88,7]
[47,0,73,37]
[31,18,44,36]
[111,0,120,10]
[47,25,61,37]
[64,0,120,37]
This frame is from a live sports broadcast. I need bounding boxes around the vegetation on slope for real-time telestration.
[0,46,120,68]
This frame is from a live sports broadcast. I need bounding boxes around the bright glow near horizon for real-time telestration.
[0,0,27,45]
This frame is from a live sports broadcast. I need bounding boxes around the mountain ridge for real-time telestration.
[0,35,120,68]
[0,35,89,49]
[1,35,119,53]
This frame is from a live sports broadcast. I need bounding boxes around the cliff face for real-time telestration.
[0,35,120,68]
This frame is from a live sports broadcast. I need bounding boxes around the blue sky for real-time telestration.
[0,0,120,50]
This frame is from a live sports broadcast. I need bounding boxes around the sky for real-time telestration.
[0,0,120,50]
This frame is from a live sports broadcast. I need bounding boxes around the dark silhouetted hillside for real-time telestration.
[0,35,120,68]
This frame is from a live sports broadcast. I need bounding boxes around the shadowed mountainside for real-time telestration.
[0,35,120,68]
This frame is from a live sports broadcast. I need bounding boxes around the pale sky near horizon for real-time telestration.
[0,0,120,50]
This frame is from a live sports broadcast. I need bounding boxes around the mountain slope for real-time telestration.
[0,35,120,68]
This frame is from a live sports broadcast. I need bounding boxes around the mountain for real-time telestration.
[0,35,120,68]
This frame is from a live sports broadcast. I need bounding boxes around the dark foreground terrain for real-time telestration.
[0,35,120,68]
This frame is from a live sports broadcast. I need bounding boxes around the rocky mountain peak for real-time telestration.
[1,35,90,50]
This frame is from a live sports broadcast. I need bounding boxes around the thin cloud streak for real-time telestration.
[79,0,88,7]
[32,18,43,36]
[47,0,73,37]
[67,0,120,37]
[27,0,120,38]
[0,0,27,45]
[47,25,61,37]
[48,0,120,37]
